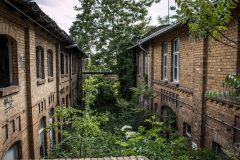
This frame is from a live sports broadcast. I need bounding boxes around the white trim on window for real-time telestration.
[163,42,168,80]
[173,39,179,82]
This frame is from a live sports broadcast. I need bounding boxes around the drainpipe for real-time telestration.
[138,41,150,88]
[138,41,151,110]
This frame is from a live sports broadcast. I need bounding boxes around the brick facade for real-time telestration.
[0,1,84,159]
[131,10,240,153]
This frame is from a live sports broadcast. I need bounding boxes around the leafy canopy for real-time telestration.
[176,0,239,39]
[70,0,160,70]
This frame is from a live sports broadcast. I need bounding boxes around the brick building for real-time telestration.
[0,0,85,159]
[129,8,240,158]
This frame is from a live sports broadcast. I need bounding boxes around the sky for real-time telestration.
[34,0,176,34]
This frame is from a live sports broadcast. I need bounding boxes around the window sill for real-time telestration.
[37,79,46,86]
[64,74,68,77]
[171,81,180,87]
[48,77,54,82]
[0,86,20,97]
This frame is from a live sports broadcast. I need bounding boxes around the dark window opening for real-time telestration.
[39,117,47,158]
[234,116,240,143]
[3,142,21,160]
[47,50,53,77]
[212,142,228,160]
[61,54,64,75]
[162,106,177,130]
[65,55,68,74]
[183,122,191,138]
[0,35,16,88]
[36,46,44,79]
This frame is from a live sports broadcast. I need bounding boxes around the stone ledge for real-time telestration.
[205,96,240,108]
[37,79,46,86]
[48,77,54,82]
[0,86,20,97]
[153,80,193,95]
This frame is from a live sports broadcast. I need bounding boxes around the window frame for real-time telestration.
[60,53,65,75]
[39,117,46,158]
[47,50,53,78]
[65,55,69,75]
[144,53,148,76]
[137,52,141,76]
[0,35,17,88]
[36,46,45,80]
[183,122,192,138]
[173,38,180,82]
[163,42,168,80]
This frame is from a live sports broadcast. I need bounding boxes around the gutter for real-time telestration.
[65,44,88,57]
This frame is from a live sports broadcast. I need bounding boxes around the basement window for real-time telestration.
[183,122,192,138]
[212,142,228,160]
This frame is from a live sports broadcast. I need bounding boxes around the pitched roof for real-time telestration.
[3,0,86,56]
[128,23,181,50]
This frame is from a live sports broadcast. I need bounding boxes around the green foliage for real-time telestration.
[158,5,178,25]
[70,0,161,97]
[48,107,121,158]
[70,0,160,69]
[176,0,238,39]
[206,75,240,98]
[116,116,215,160]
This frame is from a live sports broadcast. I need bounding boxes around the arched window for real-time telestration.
[3,141,21,160]
[36,46,44,79]
[0,35,17,88]
[39,117,46,158]
[162,106,177,129]
[47,50,53,77]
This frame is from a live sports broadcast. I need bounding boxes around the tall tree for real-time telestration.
[70,0,160,70]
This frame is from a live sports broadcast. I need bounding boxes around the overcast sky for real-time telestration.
[34,0,176,34]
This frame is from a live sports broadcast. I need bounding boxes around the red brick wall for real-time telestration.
[0,1,83,159]
[135,14,240,150]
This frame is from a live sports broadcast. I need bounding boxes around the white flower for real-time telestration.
[121,125,132,132]
[125,131,137,139]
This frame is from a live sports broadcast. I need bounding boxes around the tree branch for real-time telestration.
[217,29,239,46]
[209,34,239,49]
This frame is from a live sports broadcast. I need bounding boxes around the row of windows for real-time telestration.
[163,39,180,82]
[36,46,53,79]
[0,34,79,88]
[137,39,180,82]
